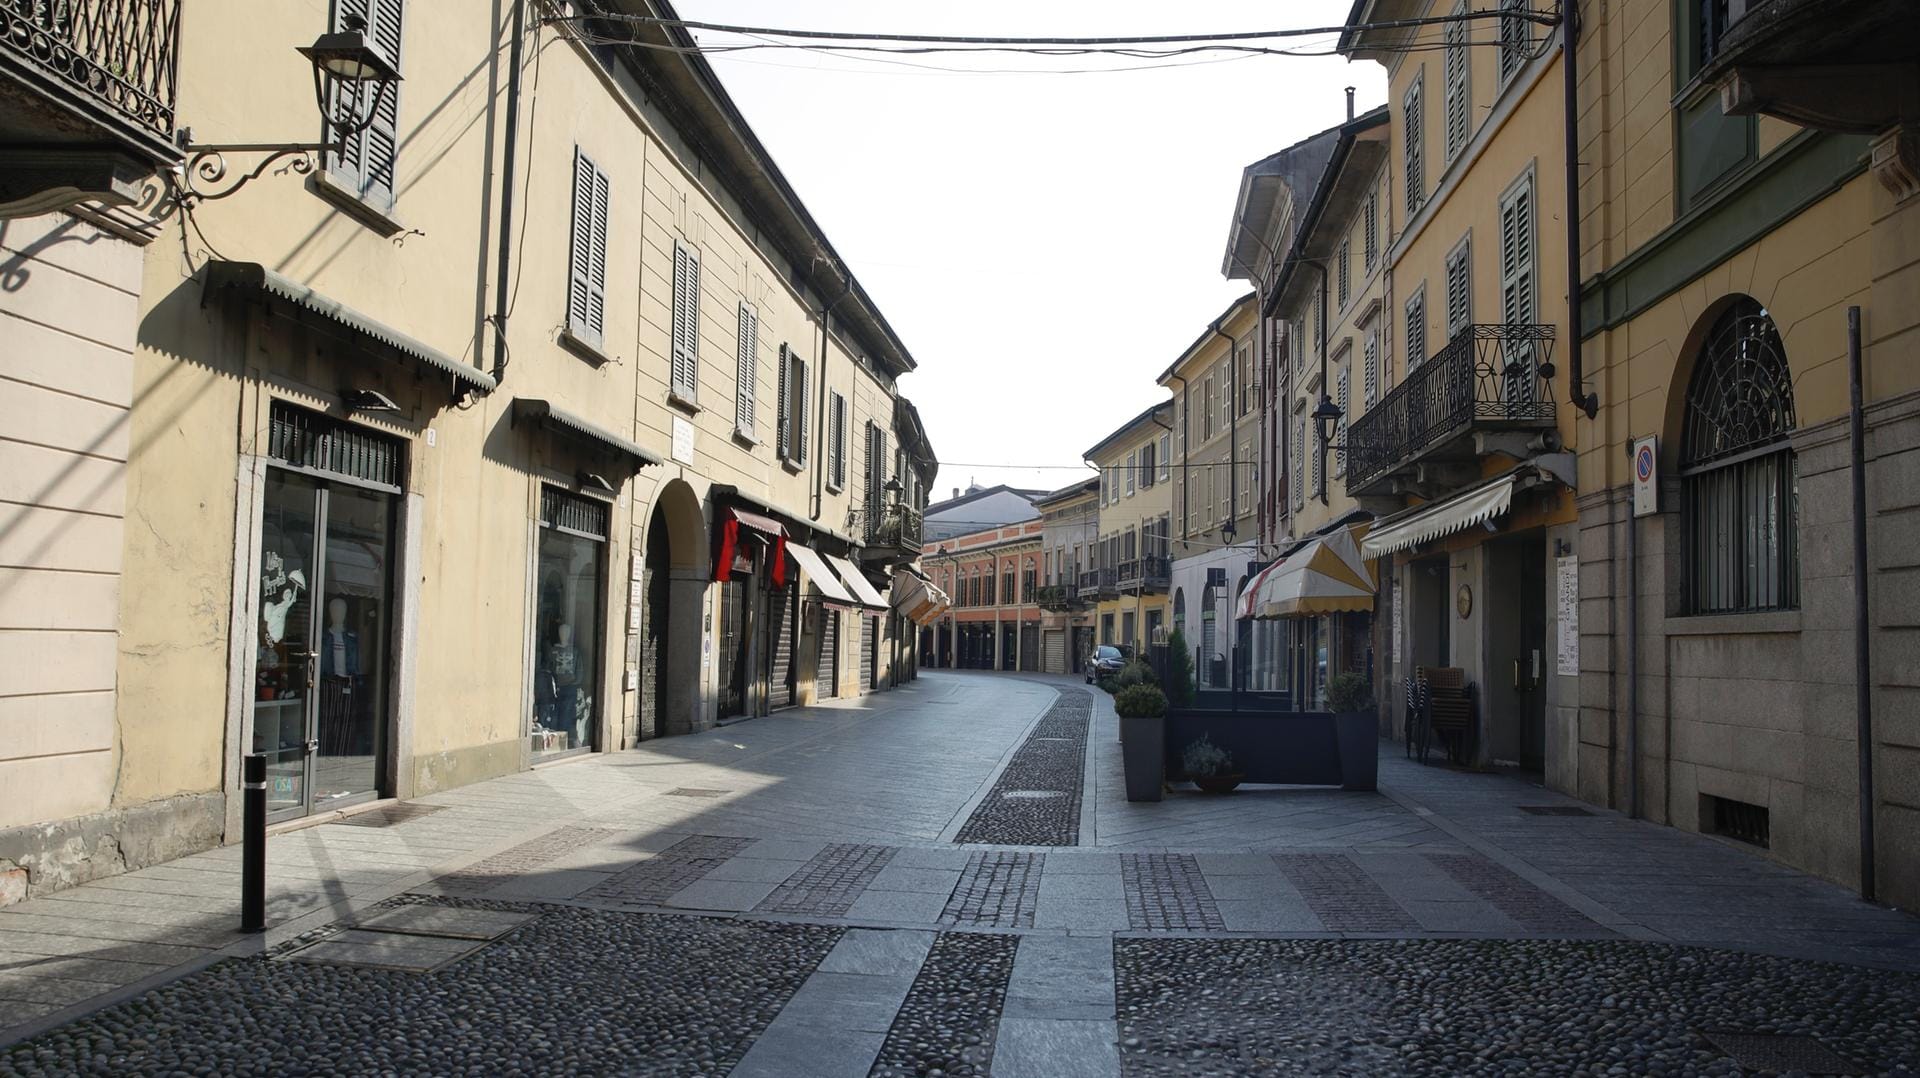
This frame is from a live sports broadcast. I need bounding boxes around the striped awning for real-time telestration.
[1236,522,1377,620]
[787,542,857,608]
[826,553,888,611]
[893,568,949,624]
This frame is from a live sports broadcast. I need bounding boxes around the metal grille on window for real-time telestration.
[1682,298,1798,615]
[269,402,402,488]
[541,487,609,541]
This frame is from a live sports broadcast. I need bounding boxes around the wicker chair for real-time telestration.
[1420,666,1474,765]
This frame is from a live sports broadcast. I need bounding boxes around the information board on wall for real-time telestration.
[1391,580,1403,664]
[1556,555,1579,676]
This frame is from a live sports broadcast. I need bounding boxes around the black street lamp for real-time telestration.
[172,15,404,204]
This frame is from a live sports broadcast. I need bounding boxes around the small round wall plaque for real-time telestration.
[1456,584,1473,619]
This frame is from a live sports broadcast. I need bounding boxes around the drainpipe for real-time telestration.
[1562,1,1599,419]
[488,0,526,385]
[1169,374,1191,541]
[1315,262,1330,505]
[1624,439,1638,819]
[1849,305,1875,902]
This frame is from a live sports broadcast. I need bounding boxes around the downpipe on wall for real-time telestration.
[489,0,526,386]
[1849,305,1875,903]
[1561,0,1598,420]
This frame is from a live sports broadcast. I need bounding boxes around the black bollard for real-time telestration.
[241,753,266,933]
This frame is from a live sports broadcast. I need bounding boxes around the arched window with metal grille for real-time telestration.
[1680,297,1799,614]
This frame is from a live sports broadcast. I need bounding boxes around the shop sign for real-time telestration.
[1631,435,1658,518]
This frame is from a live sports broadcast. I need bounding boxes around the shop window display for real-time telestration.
[532,489,607,757]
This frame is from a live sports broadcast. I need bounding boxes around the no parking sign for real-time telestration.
[1631,436,1659,517]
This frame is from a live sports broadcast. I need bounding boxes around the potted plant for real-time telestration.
[1115,683,1168,802]
[1182,734,1243,794]
[1325,671,1379,792]
[1164,628,1195,708]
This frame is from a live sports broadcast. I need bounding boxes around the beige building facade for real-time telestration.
[1084,402,1174,655]
[1033,479,1100,676]
[0,0,935,902]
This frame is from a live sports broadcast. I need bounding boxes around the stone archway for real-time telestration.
[640,479,707,738]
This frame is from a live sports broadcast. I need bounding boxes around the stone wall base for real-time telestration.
[0,792,225,907]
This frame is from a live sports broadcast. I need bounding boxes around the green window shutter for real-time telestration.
[795,358,809,466]
[671,242,699,400]
[1404,77,1425,216]
[1406,290,1427,372]
[1445,4,1469,161]
[776,343,791,460]
[1335,369,1350,477]
[735,304,757,439]
[828,392,845,488]
[1447,239,1472,340]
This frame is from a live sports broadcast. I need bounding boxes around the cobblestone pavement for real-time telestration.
[5,671,1920,1075]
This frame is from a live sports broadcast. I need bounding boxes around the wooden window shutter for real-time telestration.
[1363,191,1378,271]
[671,241,700,400]
[327,0,402,206]
[1445,5,1469,161]
[1404,78,1424,216]
[1337,239,1350,309]
[566,148,608,347]
[1364,332,1379,410]
[794,358,809,465]
[735,304,757,439]
[1407,290,1427,372]
[775,343,791,460]
[1501,177,1535,328]
[1447,240,1472,339]
[828,393,845,488]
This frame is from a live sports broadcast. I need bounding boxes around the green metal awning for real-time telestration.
[202,261,497,395]
[512,398,662,468]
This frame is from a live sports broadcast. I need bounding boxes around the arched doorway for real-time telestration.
[640,480,707,738]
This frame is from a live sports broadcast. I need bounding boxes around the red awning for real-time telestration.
[729,508,787,537]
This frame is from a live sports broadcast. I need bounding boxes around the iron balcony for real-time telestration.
[1080,567,1118,601]
[1700,0,1917,138]
[1116,555,1171,594]
[1344,323,1558,498]
[1035,582,1086,612]
[850,503,923,564]
[0,0,184,200]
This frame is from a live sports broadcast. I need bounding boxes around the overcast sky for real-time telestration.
[676,1,1387,501]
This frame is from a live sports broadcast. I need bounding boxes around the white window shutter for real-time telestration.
[671,242,699,400]
[566,149,596,344]
[795,358,809,465]
[735,304,757,438]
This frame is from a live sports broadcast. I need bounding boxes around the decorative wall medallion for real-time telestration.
[1456,584,1473,619]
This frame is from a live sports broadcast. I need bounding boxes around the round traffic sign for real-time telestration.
[1635,444,1655,482]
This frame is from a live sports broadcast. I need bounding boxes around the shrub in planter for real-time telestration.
[1118,660,1157,689]
[1181,734,1241,793]
[1114,683,1167,719]
[1163,628,1196,707]
[1096,677,1120,695]
[1327,672,1374,714]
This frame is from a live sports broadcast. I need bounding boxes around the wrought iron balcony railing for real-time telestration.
[1036,582,1082,611]
[2,0,182,139]
[1345,323,1557,494]
[1116,555,1171,592]
[1080,568,1117,598]
[847,503,923,558]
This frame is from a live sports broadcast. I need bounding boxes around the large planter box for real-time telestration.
[1120,714,1165,802]
[1161,707,1376,791]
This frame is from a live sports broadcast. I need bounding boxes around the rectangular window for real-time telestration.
[1140,442,1156,489]
[734,303,757,440]
[776,348,807,467]
[1403,75,1426,216]
[670,240,700,402]
[1337,239,1351,310]
[1202,375,1214,441]
[1499,0,1531,86]
[1500,172,1536,329]
[1444,1,1470,161]
[1158,433,1171,480]
[1292,318,1305,370]
[327,0,403,209]
[565,148,610,348]
[827,391,846,490]
[1363,191,1379,271]
[1446,235,1472,340]
[1125,450,1138,496]
[1405,286,1428,372]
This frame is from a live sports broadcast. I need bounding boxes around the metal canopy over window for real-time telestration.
[513,398,663,469]
[205,261,496,397]
[269,401,402,490]
[541,486,609,541]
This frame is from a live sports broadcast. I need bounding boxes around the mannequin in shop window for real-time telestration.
[539,623,585,745]
[318,597,360,754]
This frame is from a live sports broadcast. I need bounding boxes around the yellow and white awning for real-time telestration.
[1236,522,1377,620]
[892,568,949,625]
[787,542,858,608]
[826,553,889,611]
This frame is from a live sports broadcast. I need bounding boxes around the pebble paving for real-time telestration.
[754,843,898,917]
[952,689,1090,847]
[0,900,842,1077]
[1113,937,1920,1076]
[576,834,756,908]
[941,851,1044,928]
[1122,854,1225,932]
[1272,852,1419,933]
[868,931,1018,1078]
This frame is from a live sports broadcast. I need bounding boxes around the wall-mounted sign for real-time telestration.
[1631,435,1659,518]
[672,415,696,465]
[1456,584,1473,620]
[1556,555,1579,676]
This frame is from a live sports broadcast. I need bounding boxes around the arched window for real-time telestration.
[1681,297,1798,614]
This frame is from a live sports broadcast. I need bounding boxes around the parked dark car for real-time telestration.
[1085,644,1131,683]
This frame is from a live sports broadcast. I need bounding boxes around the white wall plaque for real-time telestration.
[1556,555,1579,676]
[672,415,695,466]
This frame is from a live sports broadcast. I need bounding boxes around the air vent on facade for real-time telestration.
[1702,794,1770,848]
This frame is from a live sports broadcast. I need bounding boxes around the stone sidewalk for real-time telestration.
[3,671,1919,1074]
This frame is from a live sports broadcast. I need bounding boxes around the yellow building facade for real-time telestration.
[1084,402,1175,655]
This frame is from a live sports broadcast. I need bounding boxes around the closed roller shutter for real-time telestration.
[860,615,876,692]
[768,588,794,711]
[816,605,839,699]
[1043,630,1065,674]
